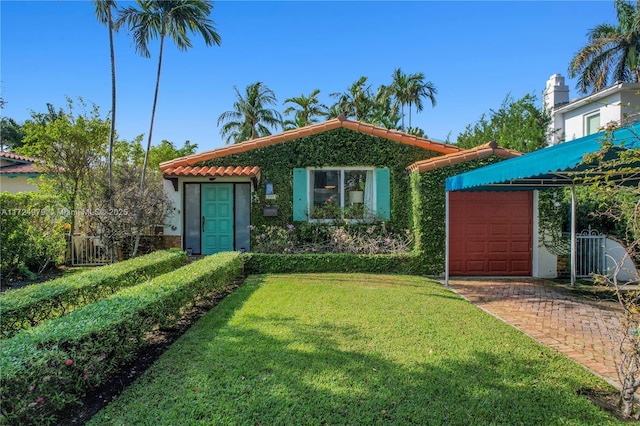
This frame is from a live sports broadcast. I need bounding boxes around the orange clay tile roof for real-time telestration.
[0,163,42,175]
[159,115,462,172]
[162,165,260,178]
[0,151,38,163]
[0,151,43,175]
[406,141,522,173]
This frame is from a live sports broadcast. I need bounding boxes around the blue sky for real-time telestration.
[1,1,618,152]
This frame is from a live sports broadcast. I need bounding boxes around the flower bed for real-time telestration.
[0,250,187,338]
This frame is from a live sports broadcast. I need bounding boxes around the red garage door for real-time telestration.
[449,191,532,276]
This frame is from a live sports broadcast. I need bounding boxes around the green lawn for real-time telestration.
[89,274,620,425]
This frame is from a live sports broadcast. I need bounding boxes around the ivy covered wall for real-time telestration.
[410,158,503,275]
[196,127,509,275]
[199,128,440,231]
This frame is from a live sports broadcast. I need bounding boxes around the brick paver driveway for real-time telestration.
[446,278,624,389]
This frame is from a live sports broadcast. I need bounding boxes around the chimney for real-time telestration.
[543,73,569,111]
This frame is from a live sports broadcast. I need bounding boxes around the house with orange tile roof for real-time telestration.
[0,151,44,193]
[159,115,539,273]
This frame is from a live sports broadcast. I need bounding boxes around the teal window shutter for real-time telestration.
[375,168,390,220]
[292,168,308,221]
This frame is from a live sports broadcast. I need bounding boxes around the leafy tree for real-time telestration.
[217,82,282,144]
[19,99,110,233]
[578,122,640,418]
[330,76,373,121]
[93,0,120,201]
[456,93,552,153]
[0,98,25,151]
[148,139,198,169]
[368,84,401,129]
[329,77,401,128]
[0,117,25,151]
[569,0,640,94]
[118,0,221,188]
[84,162,172,259]
[283,89,327,129]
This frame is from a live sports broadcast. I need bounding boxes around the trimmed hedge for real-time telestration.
[0,251,243,425]
[244,252,429,275]
[0,250,187,339]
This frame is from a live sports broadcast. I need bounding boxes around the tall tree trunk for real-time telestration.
[408,101,413,129]
[107,5,118,263]
[133,33,165,258]
[107,5,116,198]
[139,33,165,190]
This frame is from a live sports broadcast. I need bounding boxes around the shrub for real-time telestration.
[0,192,68,280]
[0,250,186,338]
[0,251,243,425]
[251,222,413,255]
[245,252,428,275]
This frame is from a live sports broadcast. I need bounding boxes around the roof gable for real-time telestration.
[406,141,521,173]
[160,115,462,172]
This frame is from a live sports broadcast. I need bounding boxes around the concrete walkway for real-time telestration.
[446,278,624,389]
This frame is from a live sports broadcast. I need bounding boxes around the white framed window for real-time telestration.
[585,112,601,136]
[292,167,390,222]
[308,168,374,221]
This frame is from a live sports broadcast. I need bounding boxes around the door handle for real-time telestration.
[202,216,205,232]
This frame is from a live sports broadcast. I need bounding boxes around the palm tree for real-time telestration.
[369,85,401,129]
[217,82,282,144]
[569,0,640,94]
[406,72,437,129]
[390,68,410,130]
[330,76,373,121]
[283,89,327,128]
[118,0,221,188]
[93,0,119,201]
[390,68,437,130]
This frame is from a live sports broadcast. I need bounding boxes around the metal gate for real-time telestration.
[576,228,606,277]
[71,236,112,266]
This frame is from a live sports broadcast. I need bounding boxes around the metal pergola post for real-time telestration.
[570,184,577,286]
[445,191,450,286]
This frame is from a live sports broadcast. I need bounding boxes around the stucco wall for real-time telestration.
[562,92,623,141]
[532,191,558,278]
[0,176,39,193]
[605,238,639,282]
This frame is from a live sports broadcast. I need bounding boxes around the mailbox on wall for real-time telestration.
[263,206,279,217]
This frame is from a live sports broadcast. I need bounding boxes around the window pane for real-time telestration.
[344,170,367,219]
[311,170,341,219]
[184,183,201,254]
[235,184,251,252]
[586,114,600,135]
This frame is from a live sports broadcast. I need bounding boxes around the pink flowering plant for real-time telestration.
[251,223,413,254]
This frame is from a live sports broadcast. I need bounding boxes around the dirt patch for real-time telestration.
[578,388,638,422]
[52,281,241,425]
[0,267,67,293]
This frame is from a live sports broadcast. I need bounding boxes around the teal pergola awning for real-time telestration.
[446,122,640,192]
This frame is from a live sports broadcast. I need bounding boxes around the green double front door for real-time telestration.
[201,184,234,255]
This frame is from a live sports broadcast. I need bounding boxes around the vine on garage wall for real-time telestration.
[410,158,503,275]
